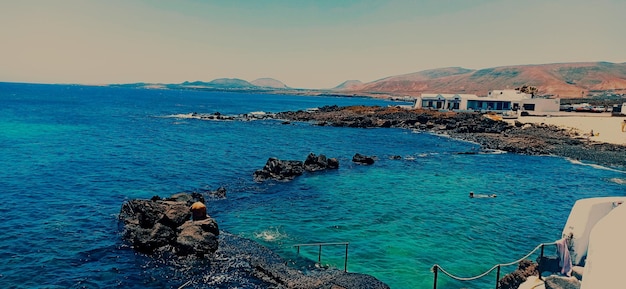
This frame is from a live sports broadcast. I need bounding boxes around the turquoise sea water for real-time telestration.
[1,82,624,289]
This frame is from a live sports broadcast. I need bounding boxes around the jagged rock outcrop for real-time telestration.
[352,153,375,165]
[304,152,339,171]
[253,157,305,182]
[119,193,219,256]
[254,153,339,182]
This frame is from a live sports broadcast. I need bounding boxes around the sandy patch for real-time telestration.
[509,113,626,145]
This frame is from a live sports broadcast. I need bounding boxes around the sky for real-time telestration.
[1,0,625,89]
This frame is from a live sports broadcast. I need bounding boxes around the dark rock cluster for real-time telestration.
[352,153,375,165]
[253,153,339,182]
[119,193,219,256]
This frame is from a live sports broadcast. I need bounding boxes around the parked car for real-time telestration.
[591,106,606,113]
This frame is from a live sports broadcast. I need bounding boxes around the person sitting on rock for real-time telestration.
[190,201,207,221]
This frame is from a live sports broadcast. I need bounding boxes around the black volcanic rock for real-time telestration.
[119,194,219,256]
[304,153,339,171]
[254,153,341,182]
[352,153,375,165]
[253,157,305,182]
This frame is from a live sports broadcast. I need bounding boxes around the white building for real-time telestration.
[580,199,626,289]
[414,90,560,113]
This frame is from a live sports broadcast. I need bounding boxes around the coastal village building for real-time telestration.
[414,89,560,113]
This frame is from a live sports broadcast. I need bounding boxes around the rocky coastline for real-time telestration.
[275,105,626,168]
[119,192,390,289]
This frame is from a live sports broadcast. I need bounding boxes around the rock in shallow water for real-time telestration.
[253,153,339,182]
[119,194,219,256]
[352,153,375,165]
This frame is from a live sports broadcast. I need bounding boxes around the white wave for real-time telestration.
[161,113,199,119]
[479,149,507,155]
[608,178,626,185]
[254,227,286,242]
[565,158,626,174]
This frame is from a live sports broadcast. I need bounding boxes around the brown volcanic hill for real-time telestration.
[332,80,364,90]
[348,62,626,98]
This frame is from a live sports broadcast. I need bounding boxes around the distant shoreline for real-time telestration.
[274,106,626,169]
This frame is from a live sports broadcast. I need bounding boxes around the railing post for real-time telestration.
[296,245,300,254]
[318,245,322,263]
[495,265,501,289]
[432,265,438,289]
[538,244,545,280]
[344,243,349,272]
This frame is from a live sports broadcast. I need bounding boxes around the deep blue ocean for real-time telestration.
[1,82,624,289]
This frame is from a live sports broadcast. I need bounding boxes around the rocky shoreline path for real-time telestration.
[275,105,626,168]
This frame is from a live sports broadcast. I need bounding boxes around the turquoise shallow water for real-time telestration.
[1,82,624,289]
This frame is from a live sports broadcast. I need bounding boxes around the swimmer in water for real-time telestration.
[470,191,497,198]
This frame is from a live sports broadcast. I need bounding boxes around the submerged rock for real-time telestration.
[208,186,227,199]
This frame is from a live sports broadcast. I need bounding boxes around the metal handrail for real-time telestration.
[293,242,350,272]
[432,241,557,289]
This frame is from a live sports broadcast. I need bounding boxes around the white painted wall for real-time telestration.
[561,197,626,265]
[580,202,626,289]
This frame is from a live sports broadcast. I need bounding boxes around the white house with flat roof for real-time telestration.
[414,90,560,113]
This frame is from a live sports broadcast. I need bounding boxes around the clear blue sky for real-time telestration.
[1,0,624,89]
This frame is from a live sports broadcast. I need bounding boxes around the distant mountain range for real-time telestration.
[113,62,626,99]
[177,78,290,90]
[334,62,626,98]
